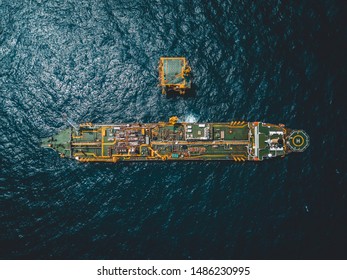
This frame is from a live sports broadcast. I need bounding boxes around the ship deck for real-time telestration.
[41,119,301,162]
[70,122,250,162]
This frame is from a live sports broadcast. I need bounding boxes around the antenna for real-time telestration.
[62,114,79,130]
[67,118,78,130]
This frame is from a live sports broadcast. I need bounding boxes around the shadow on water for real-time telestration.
[164,86,197,99]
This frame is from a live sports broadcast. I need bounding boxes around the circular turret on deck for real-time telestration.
[287,130,310,152]
[158,57,191,94]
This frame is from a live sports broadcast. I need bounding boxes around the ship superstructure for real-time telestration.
[41,117,309,162]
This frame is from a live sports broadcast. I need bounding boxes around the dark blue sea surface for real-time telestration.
[0,0,346,259]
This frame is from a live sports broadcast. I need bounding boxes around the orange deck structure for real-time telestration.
[158,57,191,94]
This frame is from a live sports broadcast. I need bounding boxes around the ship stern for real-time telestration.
[41,127,72,158]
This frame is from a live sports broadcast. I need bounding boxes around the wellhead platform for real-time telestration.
[158,57,191,94]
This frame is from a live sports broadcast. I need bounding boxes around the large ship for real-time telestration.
[41,117,309,162]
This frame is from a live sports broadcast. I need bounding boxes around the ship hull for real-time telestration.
[41,119,309,162]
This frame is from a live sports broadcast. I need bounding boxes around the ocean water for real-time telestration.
[0,0,346,259]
